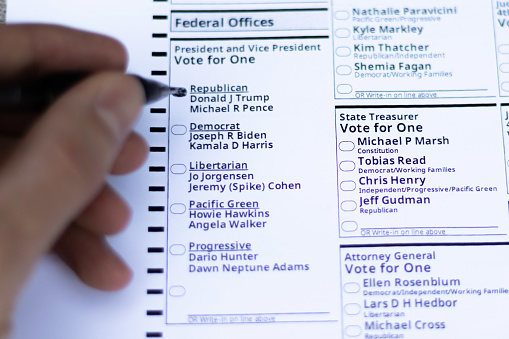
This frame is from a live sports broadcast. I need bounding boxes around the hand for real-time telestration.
[0,24,148,336]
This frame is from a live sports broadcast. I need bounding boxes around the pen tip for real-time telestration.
[173,87,187,97]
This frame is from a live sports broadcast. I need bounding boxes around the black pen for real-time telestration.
[0,73,187,112]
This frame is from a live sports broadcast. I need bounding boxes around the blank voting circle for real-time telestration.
[171,125,187,135]
[339,161,355,171]
[334,11,350,20]
[341,221,358,232]
[341,200,357,211]
[345,325,362,337]
[170,244,186,255]
[335,47,351,57]
[337,84,353,94]
[336,65,352,75]
[169,286,186,297]
[343,282,360,293]
[170,203,186,214]
[500,63,509,73]
[171,164,187,174]
[499,44,509,54]
[340,181,356,191]
[344,304,361,315]
[502,82,509,92]
[338,141,355,151]
[335,28,350,38]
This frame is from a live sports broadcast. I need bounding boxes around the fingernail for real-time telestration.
[94,76,143,137]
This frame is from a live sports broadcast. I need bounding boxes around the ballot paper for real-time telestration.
[7,0,509,338]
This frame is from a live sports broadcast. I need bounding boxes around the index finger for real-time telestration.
[0,24,127,81]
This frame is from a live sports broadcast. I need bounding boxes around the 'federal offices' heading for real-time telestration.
[174,17,275,29]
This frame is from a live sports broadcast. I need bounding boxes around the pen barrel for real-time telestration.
[0,87,22,108]
[0,86,54,112]
[0,73,183,113]
[0,73,84,112]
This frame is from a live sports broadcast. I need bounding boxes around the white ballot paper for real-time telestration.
[7,0,509,338]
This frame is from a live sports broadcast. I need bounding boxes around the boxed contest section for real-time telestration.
[332,1,508,99]
[165,0,337,326]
